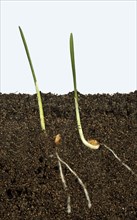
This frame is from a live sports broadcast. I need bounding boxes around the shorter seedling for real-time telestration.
[69,33,100,150]
[19,27,45,131]
[69,33,137,179]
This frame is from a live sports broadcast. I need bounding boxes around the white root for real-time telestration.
[103,144,137,178]
[56,151,91,211]
[57,157,71,214]
[55,134,137,215]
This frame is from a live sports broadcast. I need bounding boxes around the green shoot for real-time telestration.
[69,33,99,150]
[19,26,45,131]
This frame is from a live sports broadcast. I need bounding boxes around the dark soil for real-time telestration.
[0,91,137,220]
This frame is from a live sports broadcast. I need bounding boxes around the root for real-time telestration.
[103,144,137,178]
[56,150,91,213]
[57,156,71,213]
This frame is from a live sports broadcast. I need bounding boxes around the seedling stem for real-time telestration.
[70,33,99,150]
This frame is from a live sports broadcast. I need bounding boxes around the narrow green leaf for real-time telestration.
[19,27,36,83]
[19,26,45,131]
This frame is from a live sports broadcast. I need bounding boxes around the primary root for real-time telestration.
[57,156,71,214]
[56,150,91,213]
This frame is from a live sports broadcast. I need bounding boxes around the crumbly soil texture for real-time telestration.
[0,91,137,220]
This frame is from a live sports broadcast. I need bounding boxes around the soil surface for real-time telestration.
[0,91,137,220]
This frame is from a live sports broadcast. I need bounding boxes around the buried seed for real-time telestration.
[88,139,100,147]
[54,134,62,145]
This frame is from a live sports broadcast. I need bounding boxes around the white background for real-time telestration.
[1,1,136,94]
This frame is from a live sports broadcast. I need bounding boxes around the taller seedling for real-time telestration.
[19,27,45,131]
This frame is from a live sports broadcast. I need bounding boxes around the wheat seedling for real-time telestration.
[69,33,137,178]
[19,26,45,131]
[69,33,99,150]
